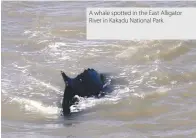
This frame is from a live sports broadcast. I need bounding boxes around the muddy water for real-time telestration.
[1,1,196,138]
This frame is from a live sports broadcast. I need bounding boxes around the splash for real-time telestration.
[11,97,60,117]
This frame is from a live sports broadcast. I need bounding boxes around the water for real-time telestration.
[1,1,196,138]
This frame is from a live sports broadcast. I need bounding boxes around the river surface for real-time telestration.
[1,1,196,138]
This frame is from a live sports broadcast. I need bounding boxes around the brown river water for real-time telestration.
[1,1,196,138]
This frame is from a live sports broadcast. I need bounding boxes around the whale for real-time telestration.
[61,68,108,115]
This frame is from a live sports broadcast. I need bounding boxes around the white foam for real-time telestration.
[11,97,60,117]
[24,30,31,34]
[132,87,170,100]
[132,93,145,99]
[30,77,60,93]
[37,40,49,44]
[70,87,131,112]
[70,95,120,113]
[46,42,72,61]
[155,87,171,94]
[48,42,66,49]
[28,31,39,38]
[116,47,138,58]
[60,30,76,32]
[23,29,51,40]
[12,63,31,69]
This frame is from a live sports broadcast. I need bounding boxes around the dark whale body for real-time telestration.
[61,68,108,115]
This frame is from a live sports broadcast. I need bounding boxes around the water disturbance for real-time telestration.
[2,1,196,138]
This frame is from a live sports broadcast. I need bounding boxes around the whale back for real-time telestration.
[61,68,106,115]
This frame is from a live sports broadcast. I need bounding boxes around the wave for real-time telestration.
[11,97,60,118]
